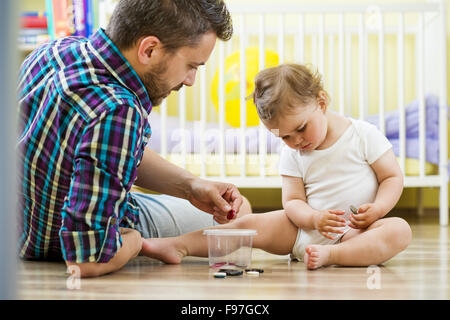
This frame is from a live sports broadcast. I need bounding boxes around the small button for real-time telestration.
[213,272,227,278]
[110,217,117,225]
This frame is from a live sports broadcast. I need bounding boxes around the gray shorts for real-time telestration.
[131,192,218,238]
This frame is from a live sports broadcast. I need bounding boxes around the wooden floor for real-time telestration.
[18,214,450,300]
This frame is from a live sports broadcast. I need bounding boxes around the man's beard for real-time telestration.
[140,61,183,106]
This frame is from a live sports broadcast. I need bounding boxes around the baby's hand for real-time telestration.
[348,203,382,229]
[314,209,347,240]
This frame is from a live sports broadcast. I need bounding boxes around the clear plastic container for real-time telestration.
[203,229,257,269]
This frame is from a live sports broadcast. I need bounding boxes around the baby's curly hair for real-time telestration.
[252,63,327,122]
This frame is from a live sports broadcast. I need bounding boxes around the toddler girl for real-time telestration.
[140,63,412,270]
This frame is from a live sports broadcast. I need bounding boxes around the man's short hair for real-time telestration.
[106,0,233,51]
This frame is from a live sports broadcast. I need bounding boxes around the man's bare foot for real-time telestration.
[304,245,332,270]
[140,238,186,264]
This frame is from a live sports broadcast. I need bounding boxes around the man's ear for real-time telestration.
[137,36,161,65]
[317,90,328,113]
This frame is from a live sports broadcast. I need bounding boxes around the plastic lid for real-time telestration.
[203,229,257,236]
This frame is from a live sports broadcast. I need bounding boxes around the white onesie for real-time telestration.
[279,118,392,260]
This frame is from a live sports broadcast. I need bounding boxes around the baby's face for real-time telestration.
[265,102,328,151]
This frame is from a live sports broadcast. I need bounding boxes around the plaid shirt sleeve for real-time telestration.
[59,101,143,263]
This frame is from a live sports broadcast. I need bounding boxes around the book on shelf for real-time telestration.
[45,0,73,39]
[20,0,106,51]
[73,0,99,37]
[72,0,86,37]
[19,28,49,42]
[21,15,47,29]
[19,12,50,49]
[85,0,94,37]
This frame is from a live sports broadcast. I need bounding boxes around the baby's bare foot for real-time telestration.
[140,238,186,264]
[303,245,332,270]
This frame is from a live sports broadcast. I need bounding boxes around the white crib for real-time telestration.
[147,1,449,225]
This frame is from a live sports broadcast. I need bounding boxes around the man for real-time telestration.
[17,0,250,278]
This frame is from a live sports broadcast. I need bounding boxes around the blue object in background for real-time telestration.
[85,0,94,37]
[45,0,55,39]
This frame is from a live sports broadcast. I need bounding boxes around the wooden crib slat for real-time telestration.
[318,13,325,77]
[259,14,267,178]
[297,13,305,64]
[327,33,334,109]
[398,12,406,174]
[239,14,247,178]
[358,13,366,120]
[178,86,187,169]
[278,13,285,65]
[345,32,352,117]
[338,13,345,116]
[378,11,385,136]
[417,12,425,178]
[160,99,167,158]
[200,65,207,178]
[438,0,448,226]
[258,14,266,71]
[218,40,226,178]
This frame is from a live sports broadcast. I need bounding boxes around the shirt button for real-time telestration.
[110,217,117,225]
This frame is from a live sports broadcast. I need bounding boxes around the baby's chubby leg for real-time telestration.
[140,210,298,263]
[235,196,252,218]
[304,217,412,270]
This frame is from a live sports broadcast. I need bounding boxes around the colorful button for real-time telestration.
[227,210,236,220]
[219,269,243,276]
[213,272,227,278]
[245,268,264,273]
[350,205,358,215]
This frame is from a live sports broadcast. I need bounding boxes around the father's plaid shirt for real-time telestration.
[17,29,152,263]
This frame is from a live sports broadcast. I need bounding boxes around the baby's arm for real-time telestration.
[282,175,346,240]
[349,149,403,229]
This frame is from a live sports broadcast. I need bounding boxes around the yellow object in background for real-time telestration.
[211,47,279,127]
[399,158,438,176]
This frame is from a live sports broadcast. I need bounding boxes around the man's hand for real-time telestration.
[313,209,347,240]
[188,177,243,224]
[348,203,382,229]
